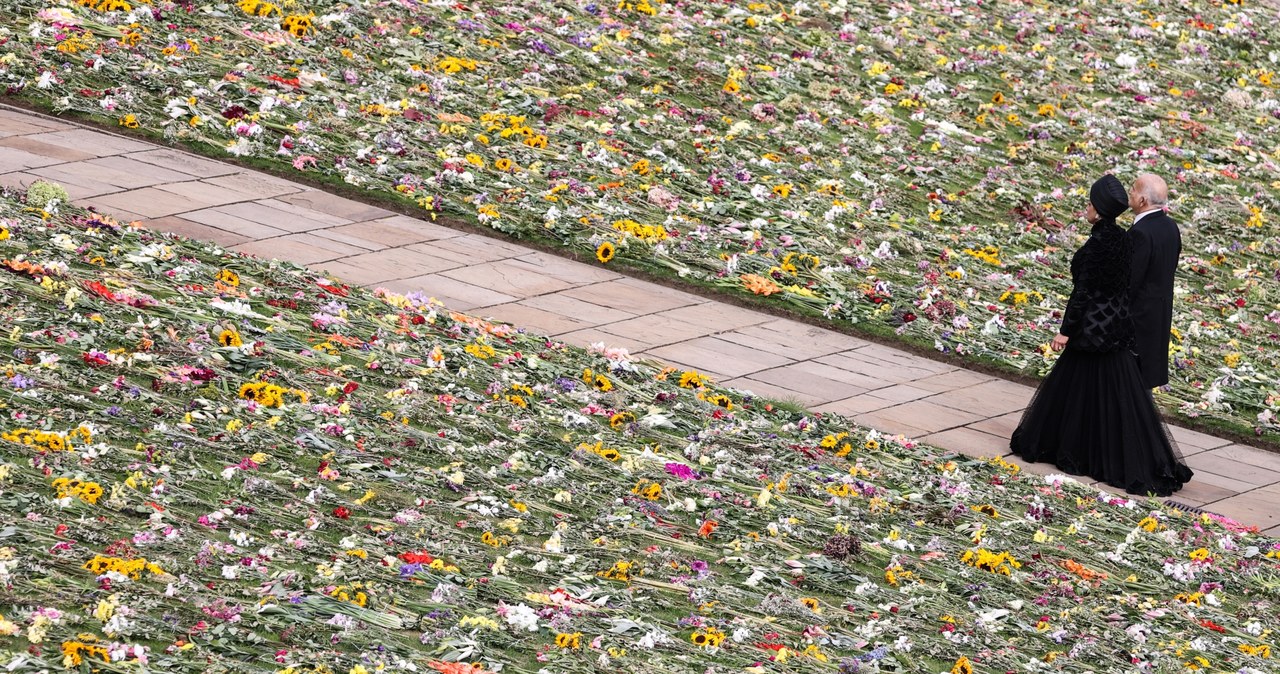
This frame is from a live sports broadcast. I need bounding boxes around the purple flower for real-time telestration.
[8,374,34,389]
[554,377,578,392]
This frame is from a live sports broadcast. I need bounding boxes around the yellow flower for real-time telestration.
[632,480,662,501]
[971,504,999,518]
[554,632,582,649]
[216,269,240,286]
[702,393,734,411]
[280,14,315,38]
[77,482,104,505]
[609,412,634,430]
[595,241,616,263]
[678,371,706,389]
[218,329,243,348]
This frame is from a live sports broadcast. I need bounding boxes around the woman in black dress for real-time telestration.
[1010,175,1193,496]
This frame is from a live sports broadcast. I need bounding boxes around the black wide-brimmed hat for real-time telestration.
[1090,175,1129,220]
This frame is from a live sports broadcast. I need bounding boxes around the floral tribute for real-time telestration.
[1,185,1278,671]
[3,0,1280,439]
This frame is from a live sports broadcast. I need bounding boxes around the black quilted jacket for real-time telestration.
[1059,220,1135,353]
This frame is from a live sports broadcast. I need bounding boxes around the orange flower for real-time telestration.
[1058,559,1107,582]
[427,663,493,674]
[741,273,781,296]
[698,520,718,538]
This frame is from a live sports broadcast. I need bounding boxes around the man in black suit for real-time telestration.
[1127,174,1181,388]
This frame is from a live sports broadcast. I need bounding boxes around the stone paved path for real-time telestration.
[3,104,1278,534]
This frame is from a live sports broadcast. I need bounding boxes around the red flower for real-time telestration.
[398,550,435,564]
[343,381,359,394]
[317,282,350,296]
[332,507,351,519]
[1198,619,1226,633]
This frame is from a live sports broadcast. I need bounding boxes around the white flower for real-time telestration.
[542,532,563,553]
[210,298,262,318]
[1115,53,1139,68]
[221,565,239,579]
[503,603,539,632]
[225,138,254,156]
[298,71,330,87]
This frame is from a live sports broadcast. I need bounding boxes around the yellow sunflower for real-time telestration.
[678,371,705,389]
[78,482,105,505]
[609,412,634,430]
[218,328,243,347]
[592,374,614,392]
[595,241,616,264]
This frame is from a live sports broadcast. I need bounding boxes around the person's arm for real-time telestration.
[1058,244,1091,341]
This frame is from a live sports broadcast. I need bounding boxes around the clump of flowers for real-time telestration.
[961,548,1021,576]
[2,426,90,452]
[51,477,104,504]
[237,381,305,407]
[60,635,111,667]
[822,533,861,560]
[597,560,634,582]
[82,554,166,579]
[280,14,314,37]
[25,179,70,213]
[691,626,726,648]
[237,0,281,17]
[579,440,621,461]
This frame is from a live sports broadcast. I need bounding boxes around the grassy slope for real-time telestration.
[1,189,1278,672]
[2,0,1279,446]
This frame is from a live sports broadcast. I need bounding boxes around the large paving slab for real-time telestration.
[3,102,1278,531]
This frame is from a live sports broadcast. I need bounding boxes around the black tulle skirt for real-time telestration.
[1010,346,1193,496]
